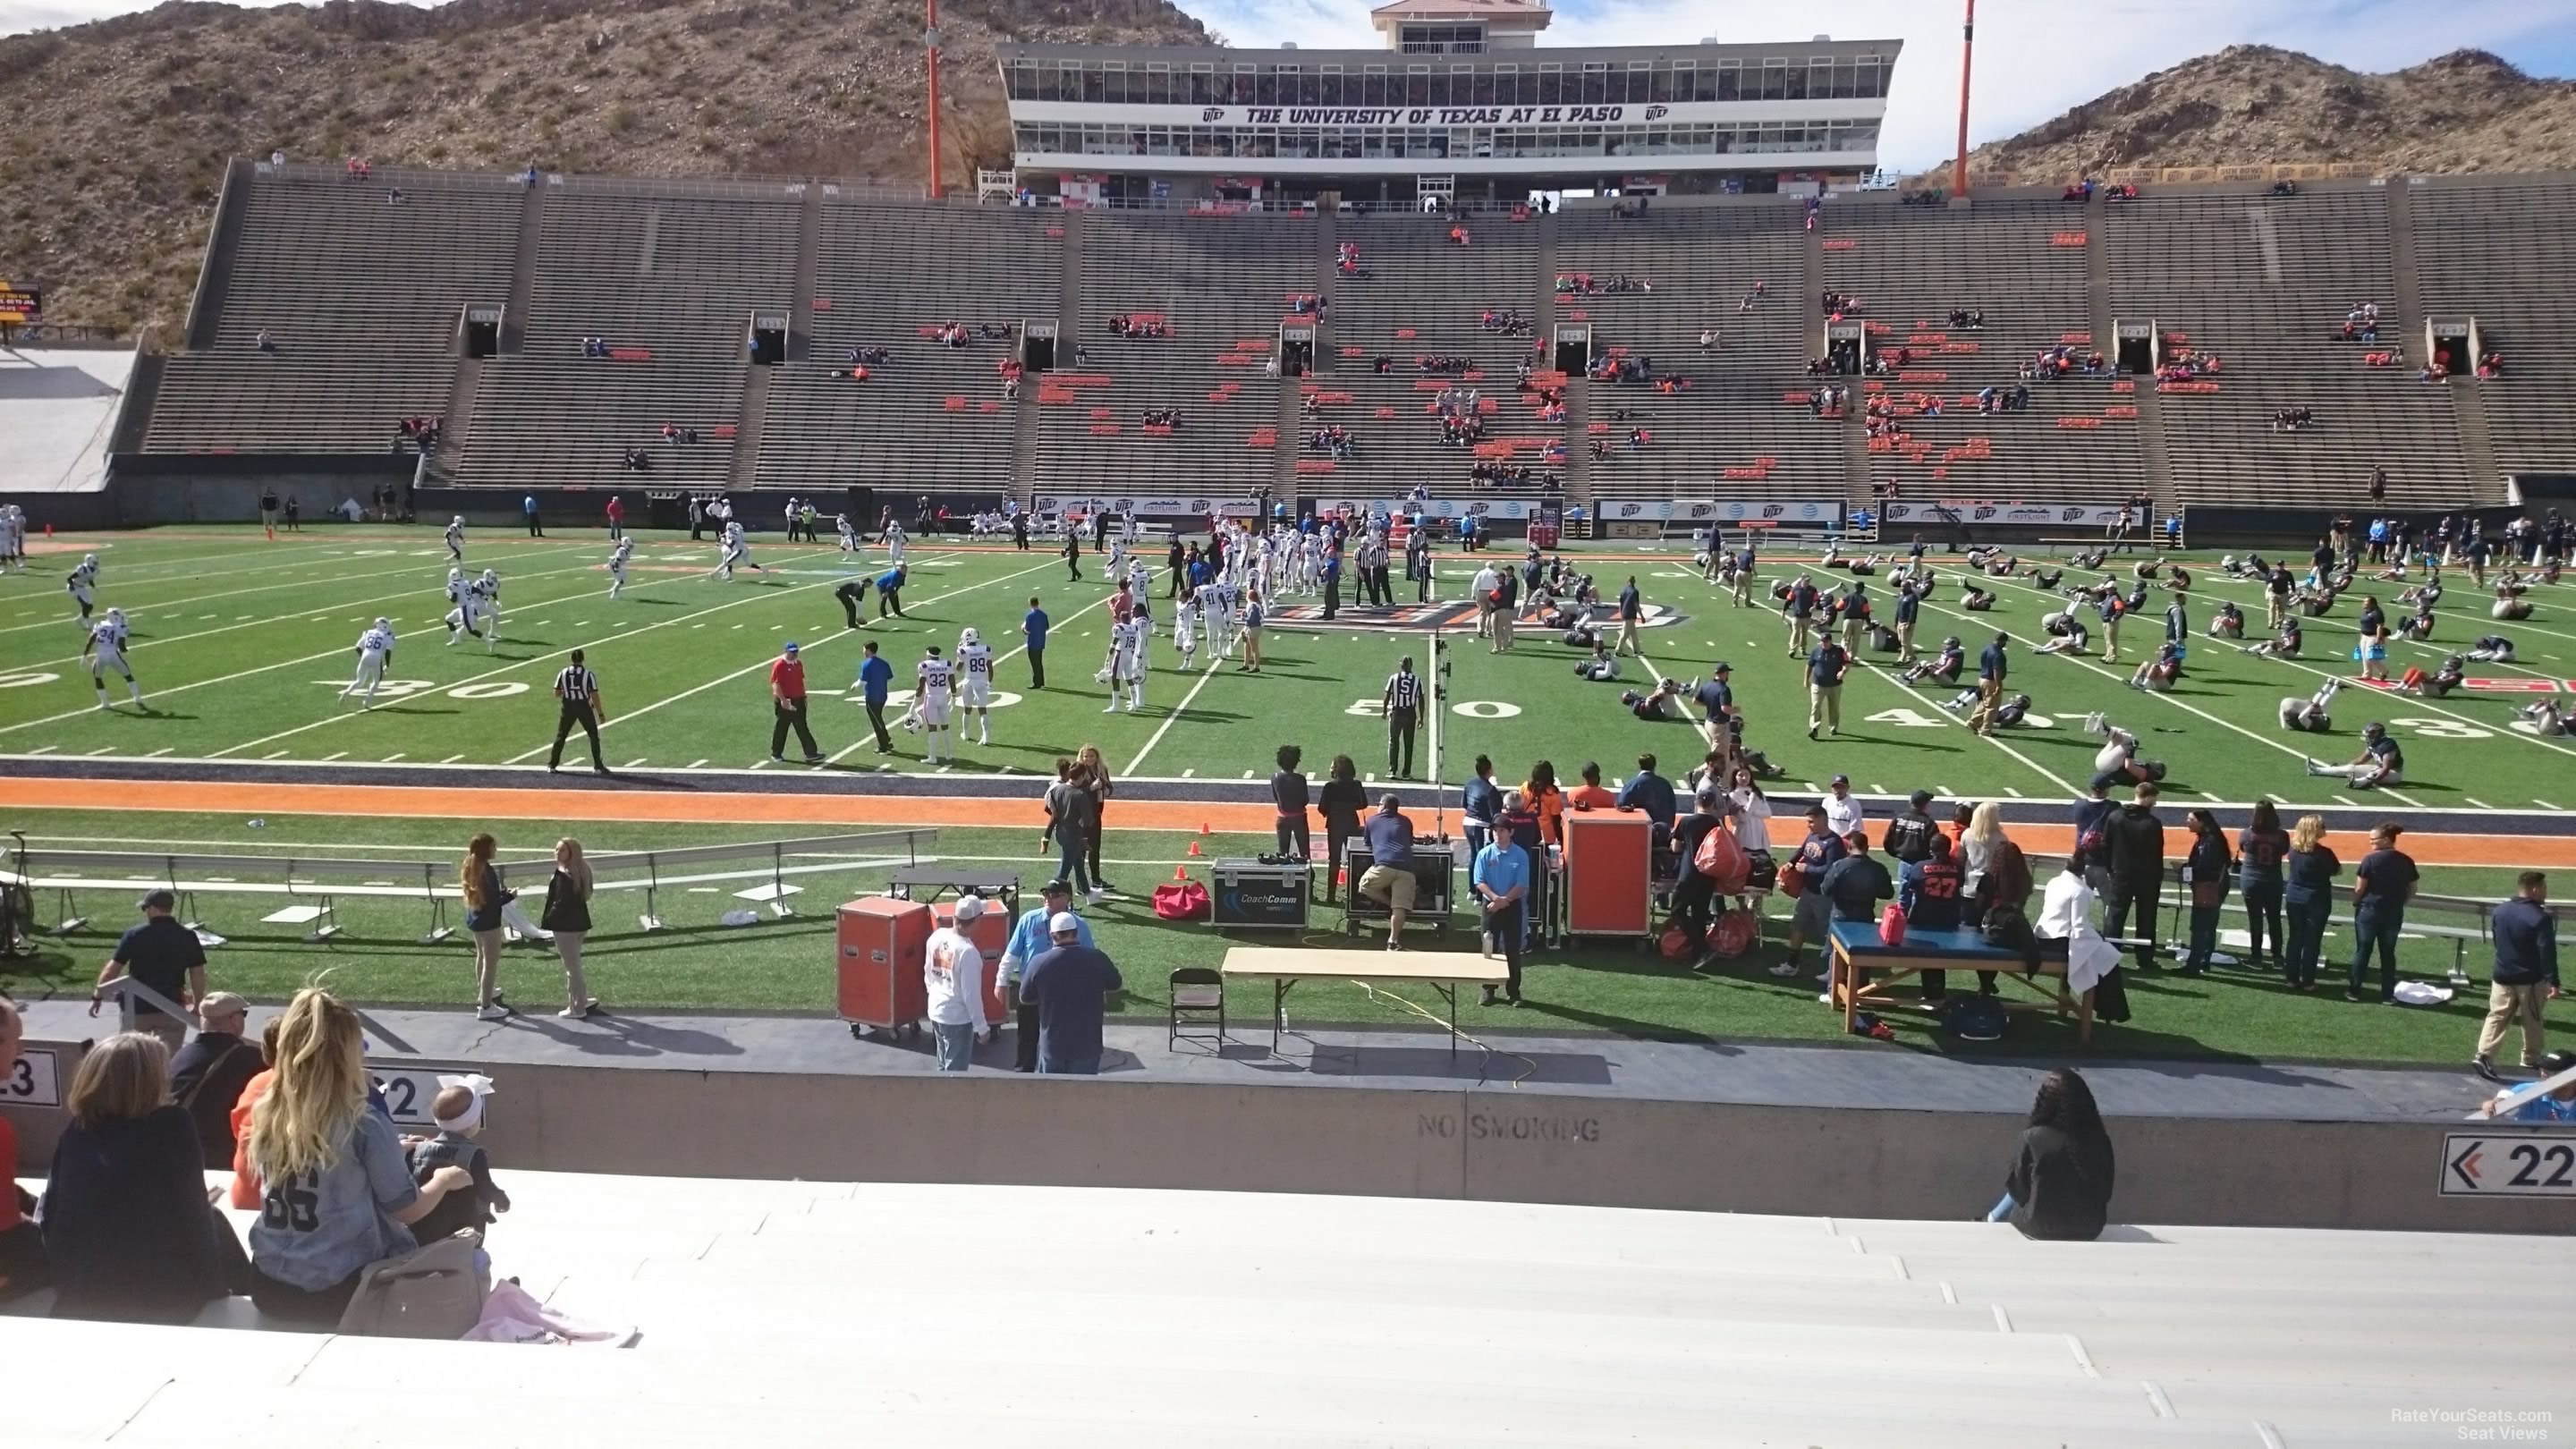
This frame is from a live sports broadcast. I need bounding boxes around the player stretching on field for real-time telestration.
[341,617,395,708]
[84,608,142,710]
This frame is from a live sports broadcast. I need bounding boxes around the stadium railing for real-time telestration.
[1,830,939,945]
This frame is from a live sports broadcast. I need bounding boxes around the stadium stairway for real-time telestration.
[9,1169,2569,1446]
[2413,175,2576,484]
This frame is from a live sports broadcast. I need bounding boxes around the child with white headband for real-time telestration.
[407,1073,510,1275]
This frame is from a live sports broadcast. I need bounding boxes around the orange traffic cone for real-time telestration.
[1173,863,1190,881]
[1187,839,1202,857]
[1199,821,1213,835]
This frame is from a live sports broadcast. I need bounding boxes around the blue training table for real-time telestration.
[1826,919,2095,1043]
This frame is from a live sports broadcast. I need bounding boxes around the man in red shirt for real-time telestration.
[605,495,625,540]
[769,641,826,764]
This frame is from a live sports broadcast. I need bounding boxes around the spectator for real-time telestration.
[1021,597,1048,689]
[1523,759,1565,854]
[2474,872,2559,1081]
[1568,762,1618,810]
[167,991,262,1169]
[2102,783,2166,970]
[1821,775,1864,840]
[1963,801,2029,998]
[998,881,1089,1073]
[2038,851,2129,1023]
[461,833,513,1021]
[1270,745,1311,863]
[1882,790,1939,867]
[1779,806,1849,979]
[407,1077,509,1252]
[1072,744,1114,894]
[227,1016,285,1210]
[2282,816,2342,991]
[2180,809,2233,976]
[1472,803,1533,1006]
[2346,822,2419,1004]
[1357,794,1419,950]
[1614,752,1677,834]
[1462,754,1503,858]
[1986,1068,2115,1241]
[2236,800,2290,975]
[541,838,600,1019]
[40,1031,249,1322]
[1042,758,1098,899]
[1818,830,1895,1002]
[769,640,826,765]
[247,989,473,1323]
[923,897,992,1072]
[522,493,543,538]
[1019,912,1123,1075]
[0,1000,49,1301]
[1318,755,1368,904]
[88,888,206,1053]
[1667,790,1730,962]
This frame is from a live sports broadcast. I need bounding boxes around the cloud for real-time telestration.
[1184,0,2576,170]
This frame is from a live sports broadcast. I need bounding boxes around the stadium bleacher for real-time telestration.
[130,167,2561,521]
[9,1169,2567,1445]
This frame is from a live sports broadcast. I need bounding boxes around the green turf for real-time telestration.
[1,805,2564,1066]
[3,525,2571,809]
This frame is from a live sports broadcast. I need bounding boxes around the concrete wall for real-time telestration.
[20,1046,2549,1233]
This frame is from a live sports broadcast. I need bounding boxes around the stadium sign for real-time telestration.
[1599,498,1844,526]
[0,281,39,326]
[1265,598,1683,632]
[1316,497,1542,521]
[1034,494,1263,518]
[1216,104,1644,127]
[1882,501,2136,530]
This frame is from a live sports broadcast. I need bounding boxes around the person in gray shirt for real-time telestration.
[246,989,472,1323]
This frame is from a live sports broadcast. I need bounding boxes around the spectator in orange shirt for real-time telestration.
[1567,762,1618,810]
[1523,759,1566,848]
[227,1017,284,1210]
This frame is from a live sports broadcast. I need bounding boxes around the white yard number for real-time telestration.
[0,671,60,690]
[2387,717,2491,740]
[1451,700,1521,719]
[1864,708,1944,729]
[312,680,529,701]
[445,682,530,700]
[1345,699,1385,717]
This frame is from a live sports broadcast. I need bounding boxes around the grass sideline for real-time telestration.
[0,806,2563,1066]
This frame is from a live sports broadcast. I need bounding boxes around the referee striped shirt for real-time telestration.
[1384,671,1424,713]
[555,665,599,704]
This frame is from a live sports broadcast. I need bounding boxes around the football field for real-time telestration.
[2,523,2572,818]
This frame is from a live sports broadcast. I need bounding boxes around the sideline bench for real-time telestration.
[1828,920,2096,1043]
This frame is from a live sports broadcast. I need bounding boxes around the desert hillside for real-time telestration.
[0,0,1209,335]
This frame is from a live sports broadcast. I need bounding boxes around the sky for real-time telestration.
[4,0,2572,171]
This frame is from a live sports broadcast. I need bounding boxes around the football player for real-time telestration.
[83,607,141,709]
[342,617,396,708]
[956,626,996,747]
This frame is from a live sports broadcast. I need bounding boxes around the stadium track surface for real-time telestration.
[2,766,2566,867]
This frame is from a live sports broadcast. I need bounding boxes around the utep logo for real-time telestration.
[1974,506,1998,521]
[1644,105,1670,121]
[1761,504,1785,519]
[1201,106,1226,123]
[1618,503,1643,517]
[2062,507,2089,522]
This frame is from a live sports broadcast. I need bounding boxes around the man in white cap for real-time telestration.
[1018,910,1123,1074]
[998,881,1091,1072]
[922,897,991,1071]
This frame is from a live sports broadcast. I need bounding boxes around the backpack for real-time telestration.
[1943,994,2007,1042]
[1691,825,1750,894]
[1151,880,1210,921]
[1706,911,1757,960]
[1879,902,1908,946]
[1742,849,1778,892]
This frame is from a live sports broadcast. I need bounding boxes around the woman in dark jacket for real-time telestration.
[1987,1067,2115,1241]
[462,832,511,1020]
[2281,815,2342,991]
[2235,800,2290,974]
[1316,755,1368,904]
[1071,745,1114,894]
[2181,809,2233,975]
[542,836,600,1019]
[42,1032,247,1323]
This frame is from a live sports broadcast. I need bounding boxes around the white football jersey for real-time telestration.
[959,642,993,679]
[610,539,633,565]
[89,619,127,653]
[1114,619,1148,658]
[447,578,471,605]
[357,626,394,656]
[918,657,954,695]
[67,563,97,589]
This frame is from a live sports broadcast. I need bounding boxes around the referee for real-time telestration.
[548,648,608,774]
[1382,655,1424,779]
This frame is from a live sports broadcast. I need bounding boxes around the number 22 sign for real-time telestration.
[2441,1134,2576,1197]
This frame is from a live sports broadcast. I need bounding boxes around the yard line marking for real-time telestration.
[2538,799,2563,810]
[262,750,289,759]
[0,543,589,639]
[81,746,114,756]
[440,753,465,764]
[688,758,709,769]
[1869,782,1885,794]
[2465,798,2493,809]
[2005,786,2024,797]
[1181,768,1195,777]
[496,554,1031,765]
[749,758,770,769]
[2199,791,2225,803]
[2382,787,2427,808]
[622,758,648,769]
[2267,793,2291,804]
[143,747,172,758]
[380,753,405,763]
[319,750,347,761]
[1805,781,1824,792]
[1241,770,1254,778]
[2334,794,2357,806]
[24,744,55,755]
[1123,651,1230,778]
[1936,784,1957,795]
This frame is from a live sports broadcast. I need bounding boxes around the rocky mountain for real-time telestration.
[0,0,1209,335]
[1959,46,2576,183]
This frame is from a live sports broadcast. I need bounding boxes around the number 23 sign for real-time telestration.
[2441,1134,2576,1197]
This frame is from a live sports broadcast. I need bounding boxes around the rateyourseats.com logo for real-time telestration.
[2388,1406,2551,1441]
